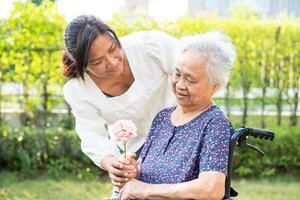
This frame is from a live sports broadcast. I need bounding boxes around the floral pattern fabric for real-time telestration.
[139,105,233,184]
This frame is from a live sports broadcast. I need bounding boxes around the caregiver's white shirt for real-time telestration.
[63,30,178,167]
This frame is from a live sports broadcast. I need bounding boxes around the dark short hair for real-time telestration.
[62,15,120,80]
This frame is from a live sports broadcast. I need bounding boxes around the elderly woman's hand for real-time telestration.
[120,179,150,200]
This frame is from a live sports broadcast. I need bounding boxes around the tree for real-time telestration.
[257,24,273,128]
[234,22,261,125]
[2,0,66,126]
[272,25,290,126]
[287,25,300,126]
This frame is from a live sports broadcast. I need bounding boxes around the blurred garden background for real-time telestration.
[0,0,300,199]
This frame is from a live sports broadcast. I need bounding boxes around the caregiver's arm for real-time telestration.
[63,82,134,186]
[120,171,225,200]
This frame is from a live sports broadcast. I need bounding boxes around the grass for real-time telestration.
[0,172,112,200]
[232,176,300,200]
[1,172,300,200]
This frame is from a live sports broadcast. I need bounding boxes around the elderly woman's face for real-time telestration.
[172,50,217,108]
[86,33,125,78]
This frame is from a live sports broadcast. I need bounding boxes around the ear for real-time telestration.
[211,84,219,95]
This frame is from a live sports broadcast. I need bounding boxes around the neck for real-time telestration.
[178,101,214,115]
[122,54,130,78]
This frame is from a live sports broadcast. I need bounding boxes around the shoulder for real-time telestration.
[155,106,174,119]
[204,105,233,131]
[148,107,174,138]
[63,73,96,102]
[142,30,178,49]
[63,78,86,106]
[120,30,175,43]
[150,107,174,128]
[207,105,229,122]
[63,78,102,118]
[120,30,177,50]
[63,79,78,102]
[142,30,177,41]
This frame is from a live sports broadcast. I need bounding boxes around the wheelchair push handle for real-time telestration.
[234,126,275,157]
[247,127,275,141]
[231,126,275,141]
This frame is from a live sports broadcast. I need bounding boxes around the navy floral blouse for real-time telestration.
[138,105,233,184]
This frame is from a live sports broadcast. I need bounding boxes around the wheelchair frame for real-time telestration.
[222,126,275,200]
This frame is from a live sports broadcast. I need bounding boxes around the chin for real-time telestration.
[114,66,124,76]
[176,98,188,106]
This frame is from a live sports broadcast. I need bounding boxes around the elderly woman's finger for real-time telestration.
[120,187,130,200]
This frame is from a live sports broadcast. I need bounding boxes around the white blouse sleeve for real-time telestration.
[144,30,179,76]
[63,82,116,168]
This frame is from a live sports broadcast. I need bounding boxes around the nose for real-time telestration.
[176,77,187,90]
[106,55,117,68]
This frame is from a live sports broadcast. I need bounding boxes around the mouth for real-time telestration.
[108,65,119,73]
[175,92,189,99]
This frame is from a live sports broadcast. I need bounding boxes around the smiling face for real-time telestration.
[86,33,125,78]
[172,50,218,110]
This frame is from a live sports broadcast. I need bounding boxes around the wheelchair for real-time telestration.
[223,126,275,200]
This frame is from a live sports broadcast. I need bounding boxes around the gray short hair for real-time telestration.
[180,31,236,88]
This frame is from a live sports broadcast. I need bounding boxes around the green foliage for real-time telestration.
[0,126,102,179]
[0,125,299,178]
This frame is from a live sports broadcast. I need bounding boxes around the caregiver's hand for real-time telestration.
[101,154,135,187]
[118,152,140,179]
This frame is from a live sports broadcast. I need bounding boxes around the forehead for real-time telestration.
[89,33,115,59]
[177,50,208,75]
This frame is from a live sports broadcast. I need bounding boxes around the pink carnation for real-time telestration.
[110,120,137,143]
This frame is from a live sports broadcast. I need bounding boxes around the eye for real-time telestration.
[108,46,116,53]
[175,72,180,77]
[108,42,117,53]
[92,59,103,66]
[187,79,196,85]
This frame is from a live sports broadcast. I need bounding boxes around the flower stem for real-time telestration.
[124,142,127,159]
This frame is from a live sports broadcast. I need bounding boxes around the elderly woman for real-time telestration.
[119,31,236,200]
